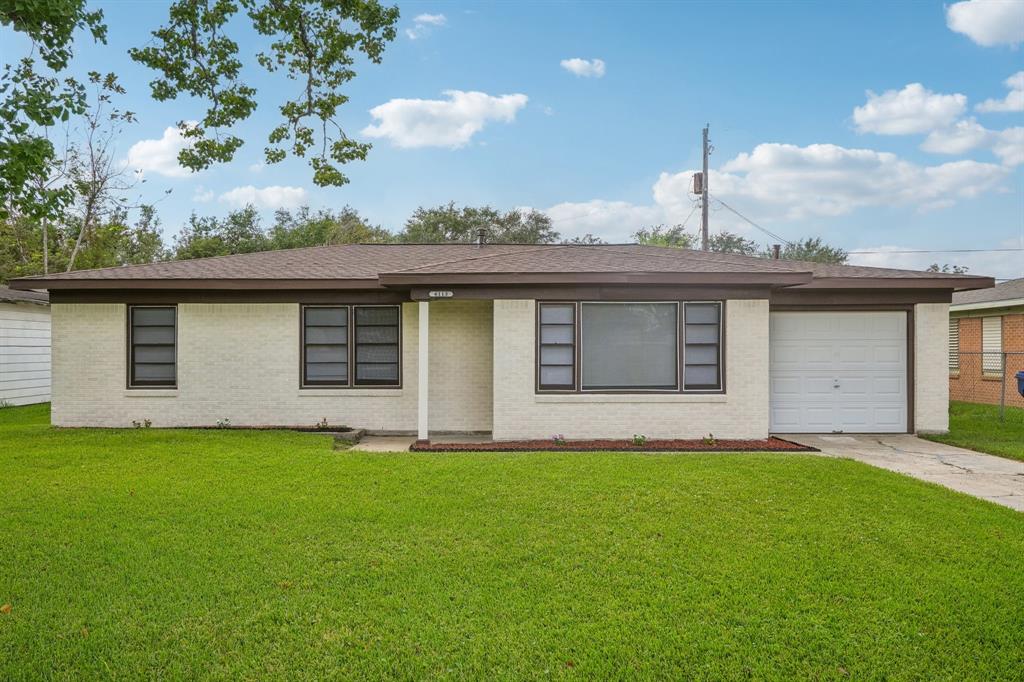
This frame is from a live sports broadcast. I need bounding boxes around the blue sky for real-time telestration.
[4,0,1023,277]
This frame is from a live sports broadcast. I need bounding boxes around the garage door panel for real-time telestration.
[770,312,907,433]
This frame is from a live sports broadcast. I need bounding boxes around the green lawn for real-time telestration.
[2,404,1023,680]
[922,401,1024,462]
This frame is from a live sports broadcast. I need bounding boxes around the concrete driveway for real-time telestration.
[785,434,1024,512]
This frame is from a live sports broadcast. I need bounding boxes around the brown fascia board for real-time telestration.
[7,277,385,291]
[794,275,995,292]
[377,271,815,287]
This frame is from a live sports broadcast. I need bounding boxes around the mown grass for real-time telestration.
[1,403,1023,680]
[922,401,1024,462]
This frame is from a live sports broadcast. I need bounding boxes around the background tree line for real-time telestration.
[2,198,866,284]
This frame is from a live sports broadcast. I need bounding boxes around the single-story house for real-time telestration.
[9,244,992,439]
[949,278,1024,408]
[0,286,51,406]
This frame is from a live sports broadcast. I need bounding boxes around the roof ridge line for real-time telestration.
[598,245,806,273]
[386,244,569,274]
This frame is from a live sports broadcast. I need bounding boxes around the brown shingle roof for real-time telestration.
[0,286,48,304]
[7,243,992,291]
[953,278,1024,306]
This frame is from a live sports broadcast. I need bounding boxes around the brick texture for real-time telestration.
[914,303,950,433]
[491,299,771,440]
[949,312,1024,409]
[51,301,494,431]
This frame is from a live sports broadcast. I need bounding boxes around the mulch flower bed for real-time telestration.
[411,437,816,453]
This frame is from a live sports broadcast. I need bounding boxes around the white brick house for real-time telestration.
[9,244,991,438]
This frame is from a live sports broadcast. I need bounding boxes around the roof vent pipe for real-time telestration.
[771,244,781,260]
[477,228,487,247]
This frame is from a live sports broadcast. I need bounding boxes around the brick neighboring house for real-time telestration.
[949,278,1024,408]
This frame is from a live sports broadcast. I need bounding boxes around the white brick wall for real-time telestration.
[491,299,771,440]
[51,301,493,431]
[915,302,950,433]
[428,300,492,432]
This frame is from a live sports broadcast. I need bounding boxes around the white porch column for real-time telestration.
[417,301,429,441]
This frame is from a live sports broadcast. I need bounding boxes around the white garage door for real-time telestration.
[770,311,907,433]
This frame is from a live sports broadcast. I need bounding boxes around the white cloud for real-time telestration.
[192,186,214,203]
[362,90,528,148]
[853,83,966,135]
[992,127,1024,166]
[921,118,993,154]
[405,13,447,39]
[248,162,266,173]
[560,58,606,78]
[126,124,196,178]
[542,142,1011,242]
[849,240,1024,281]
[218,185,308,209]
[976,71,1024,112]
[946,0,1024,47]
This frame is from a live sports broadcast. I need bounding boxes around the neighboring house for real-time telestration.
[0,286,51,406]
[949,278,1024,408]
[9,244,991,438]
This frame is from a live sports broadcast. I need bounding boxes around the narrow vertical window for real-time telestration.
[303,306,348,386]
[948,318,959,373]
[129,306,176,388]
[982,316,1002,375]
[684,302,722,390]
[354,306,400,386]
[538,303,576,390]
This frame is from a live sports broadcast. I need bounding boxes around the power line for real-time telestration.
[849,248,1024,255]
[709,194,794,247]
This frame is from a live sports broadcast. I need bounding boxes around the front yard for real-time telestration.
[922,401,1024,462]
[2,404,1022,679]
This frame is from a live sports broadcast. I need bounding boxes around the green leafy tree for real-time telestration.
[269,206,391,249]
[173,206,268,260]
[777,237,848,264]
[708,231,759,256]
[562,233,607,245]
[128,0,399,187]
[0,0,107,224]
[631,224,696,248]
[397,203,559,244]
[1,0,400,238]
[926,263,969,274]
[1,205,167,282]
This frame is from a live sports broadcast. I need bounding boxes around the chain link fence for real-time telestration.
[949,351,1024,421]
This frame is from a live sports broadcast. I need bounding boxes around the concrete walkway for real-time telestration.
[348,436,415,452]
[785,434,1024,511]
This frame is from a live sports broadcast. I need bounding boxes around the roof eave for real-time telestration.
[793,276,995,292]
[951,297,1024,312]
[7,278,385,291]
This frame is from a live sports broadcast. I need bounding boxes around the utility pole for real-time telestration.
[701,124,710,251]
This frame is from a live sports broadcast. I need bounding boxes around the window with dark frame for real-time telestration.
[683,302,722,390]
[538,303,576,390]
[129,306,176,388]
[303,306,349,386]
[536,300,724,393]
[354,306,400,386]
[302,304,401,388]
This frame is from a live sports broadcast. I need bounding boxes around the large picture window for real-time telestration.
[536,301,724,393]
[128,305,176,388]
[302,305,401,388]
[581,303,678,390]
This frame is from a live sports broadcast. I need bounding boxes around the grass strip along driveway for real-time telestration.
[2,404,1023,680]
[921,401,1024,462]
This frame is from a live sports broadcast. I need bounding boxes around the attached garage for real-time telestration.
[769,311,908,433]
